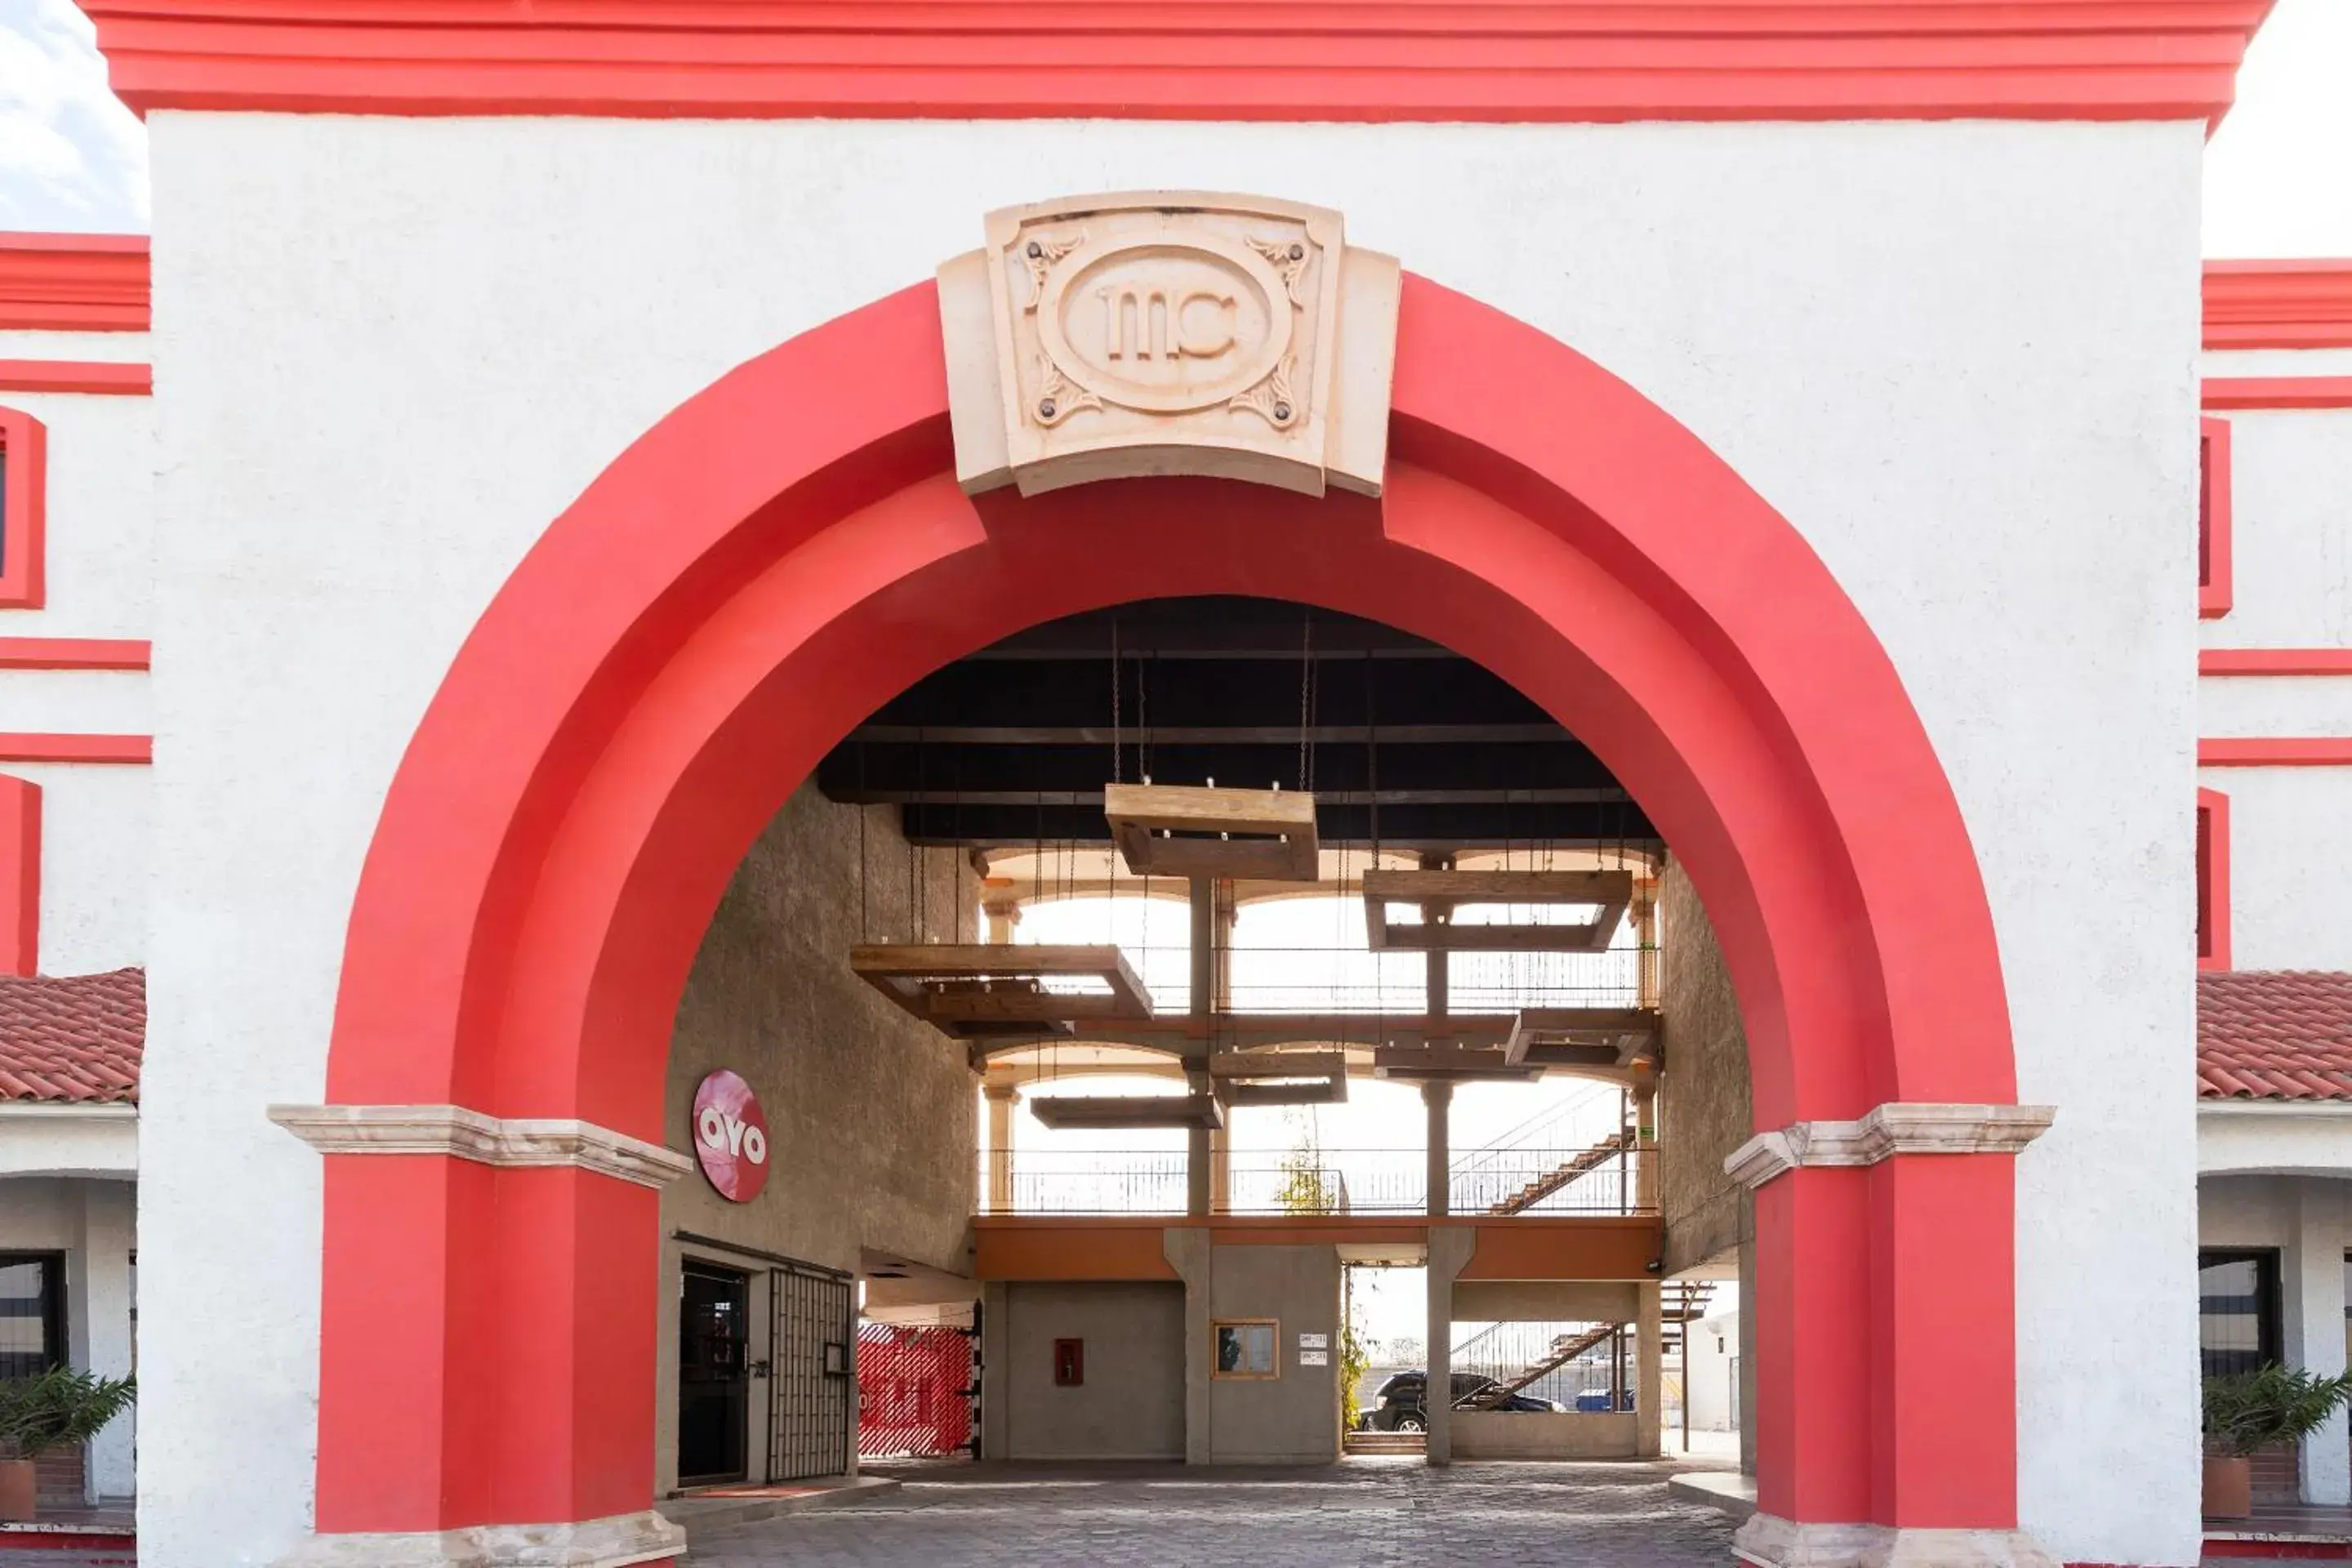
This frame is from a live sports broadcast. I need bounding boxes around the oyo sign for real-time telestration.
[691,1069,769,1203]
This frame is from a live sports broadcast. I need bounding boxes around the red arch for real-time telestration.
[314,275,2020,1544]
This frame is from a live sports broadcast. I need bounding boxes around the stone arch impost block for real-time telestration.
[1722,1102,2056,1191]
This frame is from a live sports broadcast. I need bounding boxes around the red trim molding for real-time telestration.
[0,361,152,397]
[0,733,152,764]
[0,406,45,609]
[2201,649,2352,676]
[0,234,150,333]
[0,638,152,671]
[2199,415,2231,619]
[2202,377,2352,412]
[79,0,2271,124]
[2199,738,2352,767]
[2204,259,2352,350]
[2196,786,2230,973]
[0,775,36,977]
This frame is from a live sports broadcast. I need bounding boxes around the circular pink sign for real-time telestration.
[690,1069,770,1202]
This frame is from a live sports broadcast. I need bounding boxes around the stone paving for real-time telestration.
[683,1459,1743,1566]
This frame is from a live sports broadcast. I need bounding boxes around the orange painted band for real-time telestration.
[2201,376,2352,411]
[0,639,153,671]
[0,733,153,764]
[2200,649,2352,676]
[2198,738,2352,767]
[0,361,154,397]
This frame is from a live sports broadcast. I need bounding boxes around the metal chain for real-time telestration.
[1111,616,1123,786]
[1297,609,1314,793]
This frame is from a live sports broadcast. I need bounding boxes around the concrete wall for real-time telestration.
[1452,1410,1637,1459]
[1202,1243,1342,1464]
[1655,858,1751,1276]
[0,1176,137,1499]
[134,109,2203,1562]
[993,1281,1185,1461]
[1683,1312,1740,1434]
[653,782,978,1494]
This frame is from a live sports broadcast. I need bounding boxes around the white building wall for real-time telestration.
[139,111,2203,1565]
[1682,1311,1740,1434]
[2,761,150,976]
[2199,406,2352,651]
[0,369,155,638]
[2204,766,2352,971]
[0,1174,138,1499]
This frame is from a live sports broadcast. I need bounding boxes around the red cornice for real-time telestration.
[2199,738,2352,767]
[2204,260,2352,350]
[2201,376,2352,411]
[2200,649,2352,676]
[0,360,152,396]
[0,234,149,333]
[74,1,2274,125]
[0,639,152,672]
[0,734,152,764]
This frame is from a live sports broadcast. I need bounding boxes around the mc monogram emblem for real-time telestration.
[938,193,1399,497]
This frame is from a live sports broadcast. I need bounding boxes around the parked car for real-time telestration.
[1355,1371,1565,1431]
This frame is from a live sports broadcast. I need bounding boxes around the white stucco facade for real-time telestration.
[110,110,2205,1566]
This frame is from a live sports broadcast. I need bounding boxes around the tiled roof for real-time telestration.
[0,968,144,1103]
[2199,971,2352,1102]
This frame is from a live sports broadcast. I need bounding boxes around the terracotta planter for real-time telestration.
[2203,1454,2252,1520]
[0,1457,33,1522]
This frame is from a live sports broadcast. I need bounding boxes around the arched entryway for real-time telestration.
[292,273,2039,1561]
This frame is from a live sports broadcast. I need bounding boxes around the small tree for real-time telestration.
[1338,1320,1372,1432]
[0,1367,137,1461]
[2203,1364,2352,1458]
[1273,1112,1335,1216]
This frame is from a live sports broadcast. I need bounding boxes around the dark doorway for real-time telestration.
[679,1260,751,1485]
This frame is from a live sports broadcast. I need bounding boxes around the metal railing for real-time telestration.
[1452,1320,1633,1411]
[983,1147,1651,1216]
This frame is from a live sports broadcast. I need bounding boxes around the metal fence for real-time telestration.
[857,1322,974,1460]
[987,1146,1649,1216]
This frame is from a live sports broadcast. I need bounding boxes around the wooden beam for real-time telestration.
[1362,869,1633,954]
[1028,1094,1225,1131]
[1208,1049,1350,1080]
[1503,1007,1659,1068]
[1105,782,1319,882]
[849,942,1152,1040]
[1216,1078,1348,1107]
[1371,1045,1539,1082]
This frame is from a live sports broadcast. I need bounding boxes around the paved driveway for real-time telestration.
[684,1459,1741,1566]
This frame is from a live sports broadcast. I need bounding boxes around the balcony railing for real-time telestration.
[982,1146,1652,1217]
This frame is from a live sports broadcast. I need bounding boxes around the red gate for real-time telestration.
[857,1322,974,1459]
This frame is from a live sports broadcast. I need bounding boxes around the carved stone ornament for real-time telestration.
[1722,1102,2056,1191]
[939,192,1400,498]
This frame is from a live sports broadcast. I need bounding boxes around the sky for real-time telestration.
[3,0,2351,251]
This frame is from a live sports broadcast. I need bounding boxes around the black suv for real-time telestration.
[1356,1370,1564,1430]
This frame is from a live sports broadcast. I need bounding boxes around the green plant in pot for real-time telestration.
[0,1367,136,1522]
[2202,1363,2352,1519]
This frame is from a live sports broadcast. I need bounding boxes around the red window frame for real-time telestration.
[2197,786,2230,972]
[0,406,46,609]
[2199,416,2232,619]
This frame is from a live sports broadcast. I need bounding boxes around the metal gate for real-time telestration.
[766,1258,854,1482]
[856,1321,978,1459]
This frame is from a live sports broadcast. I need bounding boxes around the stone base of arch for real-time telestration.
[274,1508,683,1568]
[1734,1516,2060,1568]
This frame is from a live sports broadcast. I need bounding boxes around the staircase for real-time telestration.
[1343,1428,1426,1455]
[1457,1321,1624,1409]
[1483,1128,1636,1216]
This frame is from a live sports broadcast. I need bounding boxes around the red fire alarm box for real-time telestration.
[1054,1338,1084,1387]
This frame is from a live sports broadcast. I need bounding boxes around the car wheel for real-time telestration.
[1396,1414,1427,1432]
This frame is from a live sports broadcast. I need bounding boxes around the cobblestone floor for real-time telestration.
[684,1459,1743,1566]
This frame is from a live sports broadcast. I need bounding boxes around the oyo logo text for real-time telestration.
[697,1104,768,1166]
[689,1069,770,1202]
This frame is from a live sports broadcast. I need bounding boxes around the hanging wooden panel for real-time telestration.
[1360,868,1633,952]
[1103,782,1319,881]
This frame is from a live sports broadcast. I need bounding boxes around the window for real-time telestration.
[2199,415,2232,619]
[2199,1249,2278,1378]
[1053,1338,1084,1386]
[2197,788,2230,972]
[1213,1319,1278,1379]
[0,1254,63,1379]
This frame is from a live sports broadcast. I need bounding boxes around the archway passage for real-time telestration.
[307,275,2026,1555]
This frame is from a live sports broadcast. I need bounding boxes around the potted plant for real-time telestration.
[0,1366,137,1522]
[2202,1363,2352,1519]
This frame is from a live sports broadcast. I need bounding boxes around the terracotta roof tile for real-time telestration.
[0,968,144,1103]
[2199,971,2352,1102]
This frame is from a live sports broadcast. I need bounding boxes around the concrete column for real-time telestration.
[2286,1178,2351,1504]
[1165,1228,1214,1464]
[1738,1218,1757,1478]
[1208,885,1236,1213]
[1425,1225,1476,1466]
[981,878,1022,944]
[1423,1080,1454,1218]
[983,1082,1018,1214]
[1633,877,1659,1009]
[1187,876,1214,1218]
[69,1181,136,1500]
[1636,1281,1664,1459]
[1632,1081,1657,1214]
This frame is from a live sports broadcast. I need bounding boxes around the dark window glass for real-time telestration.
[2196,805,2213,961]
[679,1261,751,1483]
[0,1255,61,1379]
[2199,1250,2279,1378]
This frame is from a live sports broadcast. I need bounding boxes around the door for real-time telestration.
[767,1259,855,1482]
[679,1261,751,1485]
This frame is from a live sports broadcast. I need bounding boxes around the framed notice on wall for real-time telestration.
[1213,1319,1278,1379]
